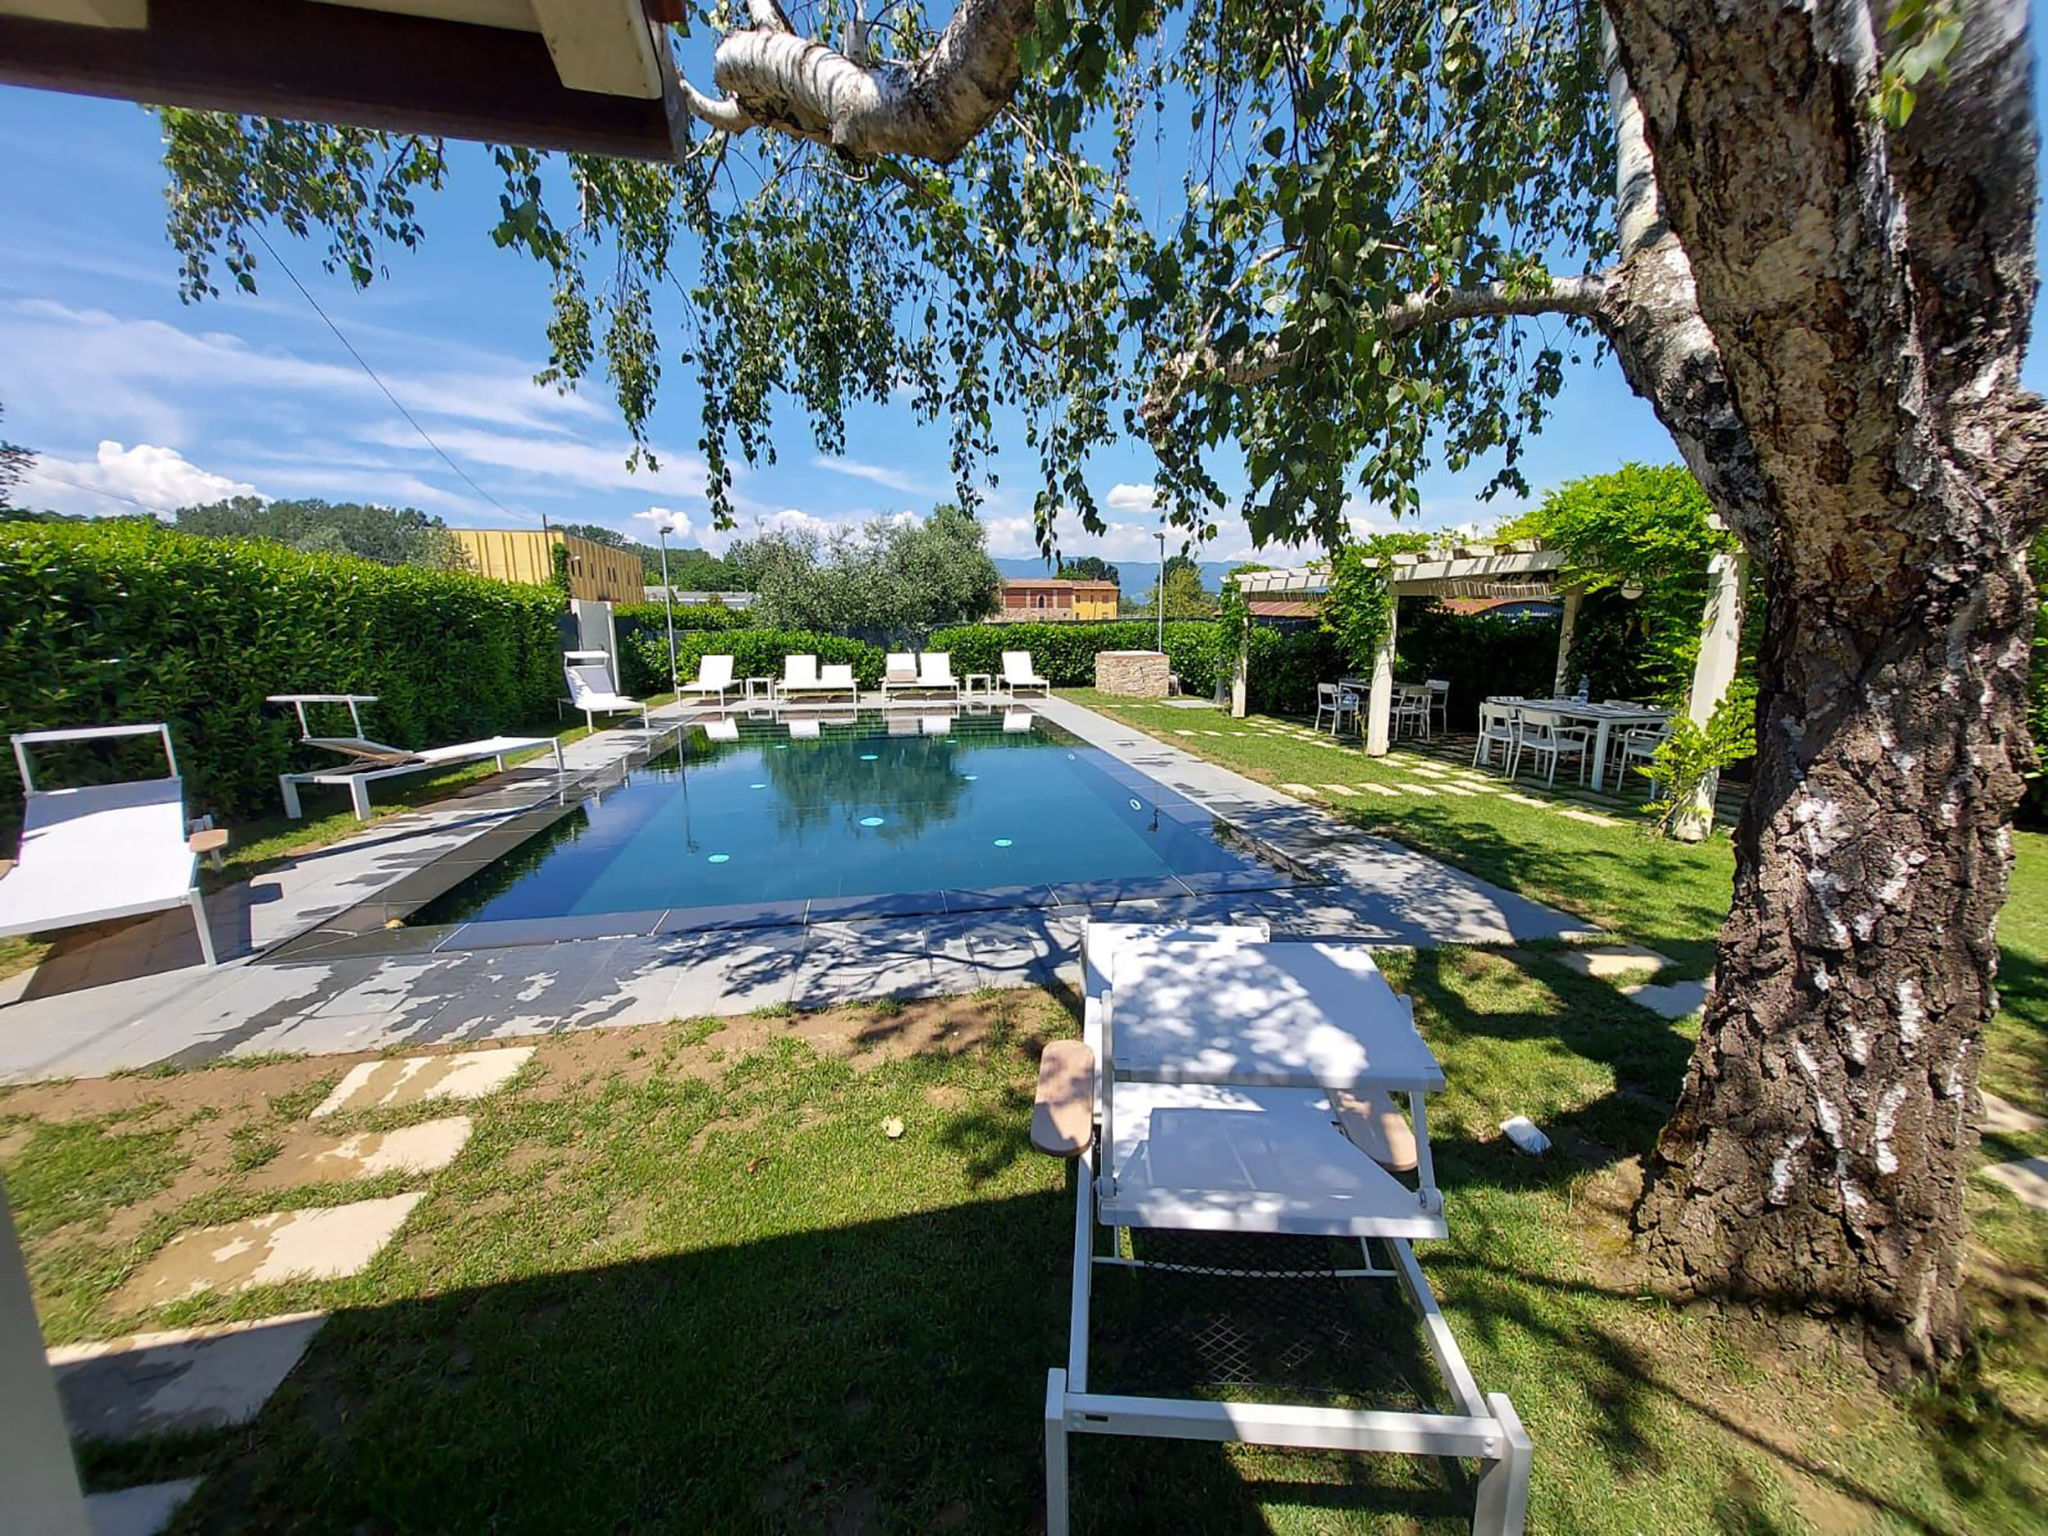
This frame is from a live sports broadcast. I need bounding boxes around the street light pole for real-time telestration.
[1155,529,1166,654]
[656,523,679,698]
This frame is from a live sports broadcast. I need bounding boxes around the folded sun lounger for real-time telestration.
[269,694,565,820]
[563,651,652,734]
[0,724,222,966]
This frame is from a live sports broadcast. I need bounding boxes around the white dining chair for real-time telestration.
[1510,708,1592,787]
[1613,722,1672,794]
[1313,682,1358,735]
[1391,685,1430,740]
[1473,701,1519,772]
[1425,679,1449,737]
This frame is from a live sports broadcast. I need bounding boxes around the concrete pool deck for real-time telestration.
[0,696,1593,1083]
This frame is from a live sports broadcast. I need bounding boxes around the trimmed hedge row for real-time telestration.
[614,602,756,694]
[627,627,886,693]
[0,522,564,824]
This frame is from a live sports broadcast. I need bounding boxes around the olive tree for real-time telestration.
[157,0,2043,1376]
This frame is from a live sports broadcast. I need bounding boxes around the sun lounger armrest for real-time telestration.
[1031,1040,1096,1158]
[1332,1088,1419,1173]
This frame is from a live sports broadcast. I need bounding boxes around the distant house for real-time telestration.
[451,529,643,605]
[999,578,1119,622]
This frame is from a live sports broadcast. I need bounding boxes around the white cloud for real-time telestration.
[1105,483,1158,513]
[358,423,710,497]
[635,507,693,541]
[18,441,257,519]
[810,454,927,495]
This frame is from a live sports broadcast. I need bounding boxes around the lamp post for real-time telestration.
[1154,529,1166,654]
[656,522,680,698]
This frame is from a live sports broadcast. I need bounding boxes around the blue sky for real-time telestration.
[2,81,2041,568]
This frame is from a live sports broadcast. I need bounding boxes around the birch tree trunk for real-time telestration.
[1606,1,2048,1376]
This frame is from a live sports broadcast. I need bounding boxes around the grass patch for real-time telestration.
[2,981,2040,1533]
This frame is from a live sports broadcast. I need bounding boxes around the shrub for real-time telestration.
[1394,602,1562,728]
[613,601,754,693]
[0,521,563,826]
[628,626,885,692]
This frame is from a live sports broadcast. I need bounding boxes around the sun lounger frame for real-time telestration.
[269,695,565,820]
[1044,923,1532,1535]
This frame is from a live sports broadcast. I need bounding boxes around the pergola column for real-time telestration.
[1552,585,1582,696]
[1366,593,1399,756]
[1674,550,1750,841]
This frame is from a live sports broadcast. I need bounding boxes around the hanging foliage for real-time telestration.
[1318,532,1434,674]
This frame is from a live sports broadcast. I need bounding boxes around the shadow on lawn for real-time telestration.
[158,1192,1471,1536]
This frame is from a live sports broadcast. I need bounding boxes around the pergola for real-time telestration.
[1230,541,1748,787]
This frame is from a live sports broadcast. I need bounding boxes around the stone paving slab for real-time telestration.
[311,1049,533,1118]
[1556,945,1674,982]
[1621,978,1709,1020]
[117,1194,425,1308]
[1980,1156,2048,1211]
[50,1312,326,1440]
[252,1117,473,1188]
[86,1479,201,1536]
[1983,1092,2046,1135]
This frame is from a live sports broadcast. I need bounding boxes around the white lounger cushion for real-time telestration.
[0,779,197,934]
[1100,1081,1445,1240]
[918,652,957,686]
[884,653,917,683]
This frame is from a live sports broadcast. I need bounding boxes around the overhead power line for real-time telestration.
[251,228,519,521]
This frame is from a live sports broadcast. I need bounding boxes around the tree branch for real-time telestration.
[675,0,1037,163]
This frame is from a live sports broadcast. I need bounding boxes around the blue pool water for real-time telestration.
[411,710,1290,928]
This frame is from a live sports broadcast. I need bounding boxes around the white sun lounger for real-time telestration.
[881,653,920,698]
[678,654,736,707]
[776,656,858,703]
[1039,925,1531,1536]
[916,651,960,701]
[1003,650,1051,697]
[0,724,221,966]
[268,695,565,820]
[563,651,652,733]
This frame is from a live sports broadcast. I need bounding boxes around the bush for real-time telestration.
[628,626,885,692]
[924,621,1235,695]
[1394,602,1563,728]
[1245,627,1343,716]
[0,521,564,826]
[613,601,754,693]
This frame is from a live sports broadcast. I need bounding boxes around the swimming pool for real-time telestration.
[406,708,1298,936]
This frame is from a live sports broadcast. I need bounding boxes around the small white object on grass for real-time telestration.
[1499,1116,1550,1156]
[882,1117,906,1140]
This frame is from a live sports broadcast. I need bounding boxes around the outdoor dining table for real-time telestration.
[1495,697,1671,789]
[1101,935,1447,1223]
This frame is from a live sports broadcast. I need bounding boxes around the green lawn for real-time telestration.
[0,693,2041,1532]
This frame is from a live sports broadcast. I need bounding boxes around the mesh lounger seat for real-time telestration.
[268,695,564,820]
[0,724,222,966]
[915,651,961,701]
[1002,650,1051,697]
[563,651,651,733]
[881,653,920,699]
[1038,923,1532,1536]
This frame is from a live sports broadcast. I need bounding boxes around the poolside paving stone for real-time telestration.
[118,1194,425,1308]
[1980,1156,2048,1211]
[311,1048,533,1117]
[50,1312,327,1440]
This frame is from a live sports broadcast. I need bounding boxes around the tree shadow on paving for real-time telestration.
[158,1194,1480,1536]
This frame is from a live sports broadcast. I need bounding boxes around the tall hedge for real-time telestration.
[0,522,564,824]
[627,626,886,692]
[924,621,1237,695]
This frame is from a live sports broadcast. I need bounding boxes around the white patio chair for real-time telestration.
[563,650,651,734]
[268,695,564,820]
[677,654,735,707]
[881,653,919,698]
[1473,701,1519,772]
[1002,650,1051,697]
[1391,685,1430,740]
[1613,722,1671,794]
[916,651,961,701]
[1037,927,1531,1536]
[1510,707,1591,787]
[1312,682,1357,735]
[0,724,222,966]
[1426,678,1449,737]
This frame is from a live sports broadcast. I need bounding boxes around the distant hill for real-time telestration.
[992,555,1252,593]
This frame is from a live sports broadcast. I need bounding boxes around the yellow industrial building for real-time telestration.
[449,529,645,605]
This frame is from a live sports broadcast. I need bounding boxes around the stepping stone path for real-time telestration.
[1980,1156,2048,1212]
[250,1115,473,1189]
[84,1479,200,1536]
[1983,1092,2046,1135]
[1558,807,1622,827]
[1554,944,1709,1020]
[52,1313,328,1439]
[54,1043,535,1530]
[118,1194,427,1308]
[1400,783,1439,797]
[312,1046,533,1118]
